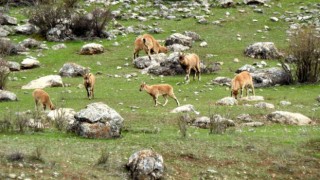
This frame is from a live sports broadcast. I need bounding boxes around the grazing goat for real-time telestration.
[133,34,167,61]
[83,72,95,100]
[178,53,201,83]
[32,89,55,110]
[231,71,255,99]
[139,82,180,107]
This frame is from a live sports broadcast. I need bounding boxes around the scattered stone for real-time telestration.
[240,96,264,101]
[0,90,18,101]
[216,97,238,106]
[7,61,20,71]
[21,75,63,89]
[184,31,201,41]
[170,104,200,115]
[1,15,17,25]
[270,17,279,22]
[167,44,190,52]
[243,0,269,5]
[21,57,40,69]
[126,149,164,180]
[193,116,210,128]
[279,101,291,106]
[14,23,38,35]
[19,38,41,49]
[251,67,291,87]
[52,43,67,50]
[59,63,86,77]
[236,64,256,73]
[237,114,252,122]
[254,102,275,109]
[165,33,193,47]
[69,102,124,138]
[241,122,264,127]
[244,42,282,59]
[267,111,312,125]
[219,0,235,8]
[211,77,232,86]
[79,43,104,55]
[200,41,208,47]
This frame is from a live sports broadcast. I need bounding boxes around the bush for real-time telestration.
[0,59,10,90]
[288,26,320,83]
[0,0,35,7]
[0,39,17,57]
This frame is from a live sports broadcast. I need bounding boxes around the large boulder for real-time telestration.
[14,23,38,35]
[79,43,104,55]
[0,90,17,101]
[126,149,164,180]
[244,42,282,59]
[19,38,41,49]
[267,111,312,125]
[22,75,63,89]
[184,31,201,41]
[7,61,21,71]
[0,27,10,37]
[251,67,291,87]
[69,102,124,139]
[59,63,86,77]
[46,24,74,42]
[165,33,193,47]
[133,53,168,69]
[0,14,17,25]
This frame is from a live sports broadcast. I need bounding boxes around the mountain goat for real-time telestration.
[83,72,95,100]
[32,89,55,110]
[133,34,167,61]
[178,53,201,83]
[139,82,180,107]
[231,71,255,99]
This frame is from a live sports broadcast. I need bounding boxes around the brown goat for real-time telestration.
[231,71,255,99]
[139,82,180,107]
[32,89,55,110]
[83,73,95,100]
[140,34,168,60]
[178,53,201,83]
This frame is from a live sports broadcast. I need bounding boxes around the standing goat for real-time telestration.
[231,71,255,99]
[83,72,95,100]
[32,89,55,110]
[178,53,201,83]
[133,34,167,61]
[139,82,180,107]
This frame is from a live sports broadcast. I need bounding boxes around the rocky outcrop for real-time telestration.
[21,75,63,89]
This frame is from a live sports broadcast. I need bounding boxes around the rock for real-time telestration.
[316,95,320,103]
[279,101,291,106]
[219,0,235,8]
[20,57,40,69]
[47,108,76,125]
[267,111,312,125]
[244,42,282,59]
[270,17,279,22]
[165,33,193,47]
[167,44,190,52]
[243,0,269,5]
[22,75,63,89]
[237,114,252,122]
[52,43,67,50]
[133,53,168,69]
[1,14,17,25]
[236,64,256,73]
[170,104,200,115]
[254,102,275,109]
[7,61,20,71]
[79,43,104,55]
[59,63,86,77]
[46,24,74,42]
[200,41,208,47]
[14,23,38,35]
[0,27,10,37]
[216,97,238,106]
[241,122,264,127]
[19,38,41,49]
[193,116,210,128]
[240,96,264,101]
[251,67,291,87]
[184,31,201,41]
[211,77,232,86]
[0,90,18,101]
[69,102,124,138]
[126,149,164,180]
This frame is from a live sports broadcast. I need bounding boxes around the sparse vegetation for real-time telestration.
[0,60,10,90]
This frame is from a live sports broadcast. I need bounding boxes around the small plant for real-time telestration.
[209,114,227,134]
[178,114,189,138]
[95,148,110,167]
[30,146,45,163]
[287,26,320,83]
[53,108,68,131]
[15,112,29,133]
[0,60,10,90]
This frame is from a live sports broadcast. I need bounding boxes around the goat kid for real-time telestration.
[141,34,167,60]
[32,89,55,110]
[139,82,180,107]
[178,53,201,83]
[231,71,255,99]
[83,73,95,100]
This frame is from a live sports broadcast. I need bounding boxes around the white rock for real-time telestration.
[267,111,312,125]
[170,104,200,115]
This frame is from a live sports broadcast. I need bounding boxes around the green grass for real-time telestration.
[1,0,320,179]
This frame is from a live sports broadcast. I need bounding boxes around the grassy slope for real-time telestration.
[1,0,320,179]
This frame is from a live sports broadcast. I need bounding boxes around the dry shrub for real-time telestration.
[288,26,320,83]
[30,146,45,163]
[95,148,110,167]
[0,59,10,90]
[178,114,188,138]
[7,152,25,162]
[0,39,17,57]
